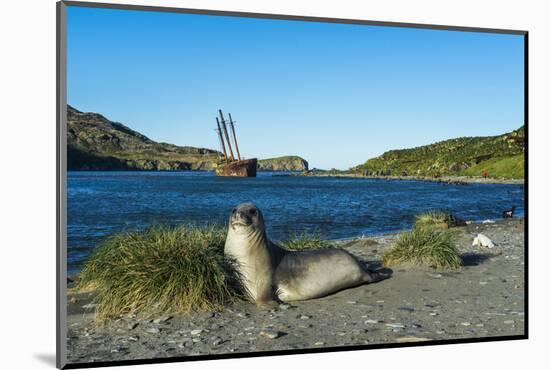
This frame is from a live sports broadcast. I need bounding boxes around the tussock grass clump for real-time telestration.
[75,225,243,323]
[383,226,461,270]
[414,210,467,229]
[414,210,450,229]
[280,232,333,251]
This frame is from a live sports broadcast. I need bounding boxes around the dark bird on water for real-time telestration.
[502,206,516,218]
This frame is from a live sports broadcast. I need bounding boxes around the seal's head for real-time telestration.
[229,203,265,235]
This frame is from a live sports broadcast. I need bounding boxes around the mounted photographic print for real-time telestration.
[56,1,527,368]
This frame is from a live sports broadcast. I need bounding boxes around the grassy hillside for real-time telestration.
[460,154,524,179]
[353,127,524,179]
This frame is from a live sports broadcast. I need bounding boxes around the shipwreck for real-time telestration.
[214,109,257,177]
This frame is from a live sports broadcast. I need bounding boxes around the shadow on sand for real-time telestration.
[460,252,494,266]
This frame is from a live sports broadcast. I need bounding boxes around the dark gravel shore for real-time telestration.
[290,172,524,185]
[66,218,525,364]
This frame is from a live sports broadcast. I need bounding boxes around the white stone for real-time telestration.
[260,330,283,339]
[385,323,405,329]
[364,319,379,324]
[472,233,495,248]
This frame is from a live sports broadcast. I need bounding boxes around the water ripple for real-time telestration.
[67,171,524,273]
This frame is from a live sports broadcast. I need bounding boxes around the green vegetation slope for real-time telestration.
[353,127,524,179]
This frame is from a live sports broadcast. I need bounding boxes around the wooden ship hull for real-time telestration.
[215,158,257,177]
[213,109,257,177]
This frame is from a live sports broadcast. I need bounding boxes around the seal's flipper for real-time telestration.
[362,268,392,283]
[256,300,279,309]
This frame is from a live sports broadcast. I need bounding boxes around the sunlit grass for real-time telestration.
[383,223,461,270]
[74,225,243,323]
[414,210,450,229]
[460,154,524,179]
[279,232,334,251]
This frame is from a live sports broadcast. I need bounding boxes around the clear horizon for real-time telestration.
[67,6,524,169]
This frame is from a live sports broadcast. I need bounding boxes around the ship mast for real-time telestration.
[215,117,229,163]
[228,113,242,161]
[219,110,235,161]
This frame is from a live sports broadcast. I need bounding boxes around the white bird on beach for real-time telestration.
[472,233,495,248]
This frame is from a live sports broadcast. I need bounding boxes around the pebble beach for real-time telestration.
[66,218,525,365]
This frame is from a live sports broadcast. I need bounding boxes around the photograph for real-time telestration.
[59,2,526,367]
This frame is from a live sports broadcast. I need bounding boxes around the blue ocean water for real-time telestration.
[67,171,524,273]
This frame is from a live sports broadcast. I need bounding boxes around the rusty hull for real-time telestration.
[216,158,257,177]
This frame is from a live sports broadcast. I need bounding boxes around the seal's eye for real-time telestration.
[231,208,237,214]
[249,208,257,216]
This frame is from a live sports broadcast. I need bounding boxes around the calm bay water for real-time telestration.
[67,171,524,273]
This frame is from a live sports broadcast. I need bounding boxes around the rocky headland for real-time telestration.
[258,156,308,171]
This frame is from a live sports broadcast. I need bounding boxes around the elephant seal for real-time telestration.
[224,203,390,305]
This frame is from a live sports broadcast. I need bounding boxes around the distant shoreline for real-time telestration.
[67,169,524,184]
[67,169,303,173]
[284,172,524,185]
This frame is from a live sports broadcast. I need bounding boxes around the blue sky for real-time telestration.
[67,6,524,169]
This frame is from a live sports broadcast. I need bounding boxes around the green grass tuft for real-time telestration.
[414,210,450,229]
[74,225,244,323]
[414,210,467,229]
[279,232,334,251]
[383,226,461,270]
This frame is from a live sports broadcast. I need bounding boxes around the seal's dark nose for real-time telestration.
[231,204,260,226]
[236,209,249,219]
[234,207,257,224]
